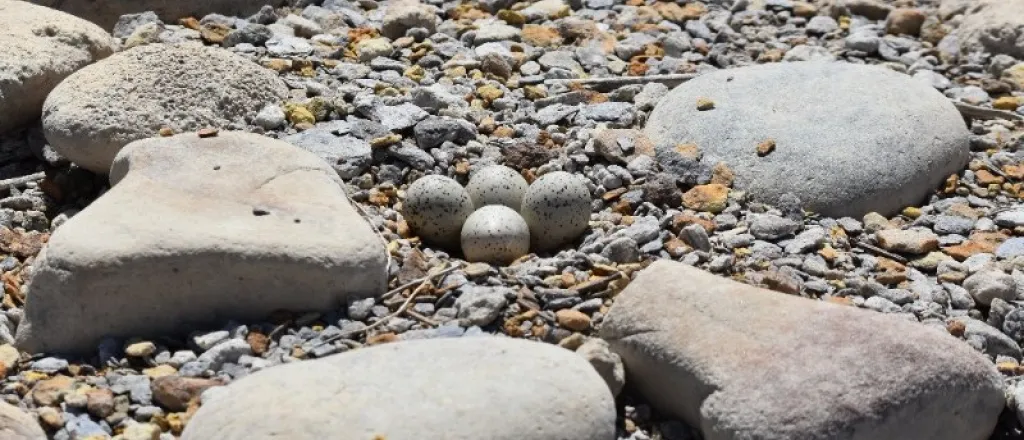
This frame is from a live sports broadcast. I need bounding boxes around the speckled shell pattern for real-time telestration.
[402,175,475,249]
[461,205,531,265]
[466,165,529,211]
[520,171,591,253]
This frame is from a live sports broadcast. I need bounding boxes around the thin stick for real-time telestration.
[571,271,625,295]
[267,320,293,341]
[404,309,439,327]
[312,263,460,348]
[953,101,1023,121]
[0,172,46,191]
[853,240,908,264]
[983,160,1011,181]
[381,264,461,301]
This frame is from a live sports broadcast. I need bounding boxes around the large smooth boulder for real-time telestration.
[0,0,114,134]
[15,132,387,355]
[41,43,288,174]
[0,402,45,439]
[601,260,1004,440]
[644,62,969,217]
[181,337,616,440]
[952,0,1024,58]
[27,0,285,31]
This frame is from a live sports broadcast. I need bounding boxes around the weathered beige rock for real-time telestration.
[0,401,45,440]
[181,337,616,440]
[381,0,437,40]
[42,43,288,173]
[27,0,284,30]
[953,0,1024,58]
[601,260,1005,440]
[0,0,114,134]
[15,132,387,355]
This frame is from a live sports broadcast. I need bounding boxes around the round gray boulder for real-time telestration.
[0,0,115,134]
[644,62,970,218]
[181,337,616,440]
[41,42,288,173]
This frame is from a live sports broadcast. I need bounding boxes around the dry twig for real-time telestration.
[853,240,908,264]
[313,263,461,347]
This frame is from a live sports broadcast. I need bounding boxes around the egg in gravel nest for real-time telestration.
[466,165,529,211]
[461,205,531,265]
[402,175,475,249]
[520,171,592,252]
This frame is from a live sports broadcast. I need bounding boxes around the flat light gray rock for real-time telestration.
[0,402,45,440]
[41,43,288,174]
[15,132,387,355]
[601,260,1004,440]
[181,337,616,440]
[27,0,285,30]
[644,62,969,217]
[952,0,1024,58]
[285,129,372,180]
[0,0,114,134]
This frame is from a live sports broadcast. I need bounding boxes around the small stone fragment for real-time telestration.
[876,229,939,255]
[576,338,625,397]
[125,341,157,358]
[682,184,729,213]
[556,309,591,331]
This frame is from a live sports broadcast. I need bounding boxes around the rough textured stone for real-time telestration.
[285,130,372,180]
[886,8,926,36]
[381,0,437,39]
[27,0,285,30]
[15,132,387,354]
[645,62,969,217]
[876,228,940,255]
[576,338,625,397]
[953,0,1024,59]
[964,270,1017,306]
[0,401,45,440]
[181,338,616,440]
[41,43,288,173]
[151,376,223,412]
[0,0,114,134]
[601,260,1004,440]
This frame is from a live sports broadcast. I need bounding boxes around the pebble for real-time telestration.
[749,214,801,241]
[876,229,940,255]
[29,357,68,374]
[455,285,509,326]
[556,309,592,331]
[125,341,157,357]
[964,270,1017,306]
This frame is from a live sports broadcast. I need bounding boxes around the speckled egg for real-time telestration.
[520,171,592,252]
[402,175,475,249]
[466,165,529,211]
[460,205,531,265]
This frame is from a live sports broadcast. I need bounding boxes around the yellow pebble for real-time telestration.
[477,84,504,101]
[696,97,715,111]
[284,104,315,126]
[900,206,922,219]
[993,96,1022,111]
